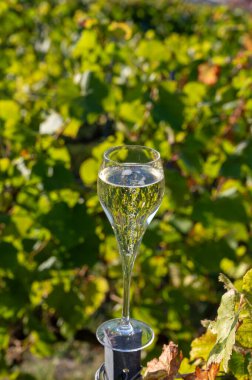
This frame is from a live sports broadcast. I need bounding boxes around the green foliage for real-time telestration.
[187,271,252,378]
[143,278,252,380]
[0,0,252,377]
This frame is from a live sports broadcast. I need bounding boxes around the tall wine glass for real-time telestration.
[96,145,165,351]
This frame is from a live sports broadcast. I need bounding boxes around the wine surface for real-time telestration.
[98,165,164,256]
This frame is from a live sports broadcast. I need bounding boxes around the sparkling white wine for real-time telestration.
[98,165,165,256]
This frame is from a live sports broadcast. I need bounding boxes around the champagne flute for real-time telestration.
[96,145,165,351]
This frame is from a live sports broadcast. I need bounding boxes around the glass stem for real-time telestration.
[120,251,136,329]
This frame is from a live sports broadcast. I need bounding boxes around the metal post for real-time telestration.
[96,331,142,380]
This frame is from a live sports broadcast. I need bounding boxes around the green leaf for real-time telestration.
[192,195,248,226]
[208,290,239,372]
[229,351,251,380]
[236,318,252,349]
[0,241,18,270]
[183,82,206,105]
[118,100,145,124]
[0,100,20,125]
[242,269,252,305]
[32,159,74,191]
[46,285,84,328]
[72,30,98,57]
[186,239,235,273]
[152,82,184,130]
[39,202,97,257]
[82,276,109,317]
[0,327,9,350]
[248,358,252,378]
[83,72,108,117]
[0,274,30,320]
[221,155,242,179]
[164,168,189,206]
[29,330,54,357]
[136,39,170,61]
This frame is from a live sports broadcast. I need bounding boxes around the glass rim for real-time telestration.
[103,145,161,165]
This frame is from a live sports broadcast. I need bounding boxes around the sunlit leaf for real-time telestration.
[236,318,252,349]
[208,290,239,372]
[183,82,206,105]
[109,22,132,40]
[80,158,98,185]
[190,330,216,362]
[72,30,98,57]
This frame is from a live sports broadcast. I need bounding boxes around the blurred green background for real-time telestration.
[1,0,252,378]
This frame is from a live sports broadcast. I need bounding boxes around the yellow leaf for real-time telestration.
[82,276,109,316]
[80,158,98,185]
[0,100,20,129]
[63,119,81,138]
[0,158,10,172]
[31,281,53,306]
[190,330,217,362]
[236,318,252,349]
[73,30,97,57]
[109,22,132,40]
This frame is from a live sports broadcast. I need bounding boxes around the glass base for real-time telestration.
[96,318,154,352]
[95,364,107,380]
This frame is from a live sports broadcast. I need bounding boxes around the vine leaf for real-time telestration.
[242,269,252,307]
[187,331,219,379]
[248,358,252,378]
[143,342,183,380]
[201,320,217,335]
[236,318,252,349]
[190,330,216,362]
[218,273,238,292]
[229,351,251,380]
[207,289,239,372]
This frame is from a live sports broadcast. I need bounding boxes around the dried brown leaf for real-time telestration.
[144,342,183,380]
[194,363,220,380]
[198,63,220,86]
